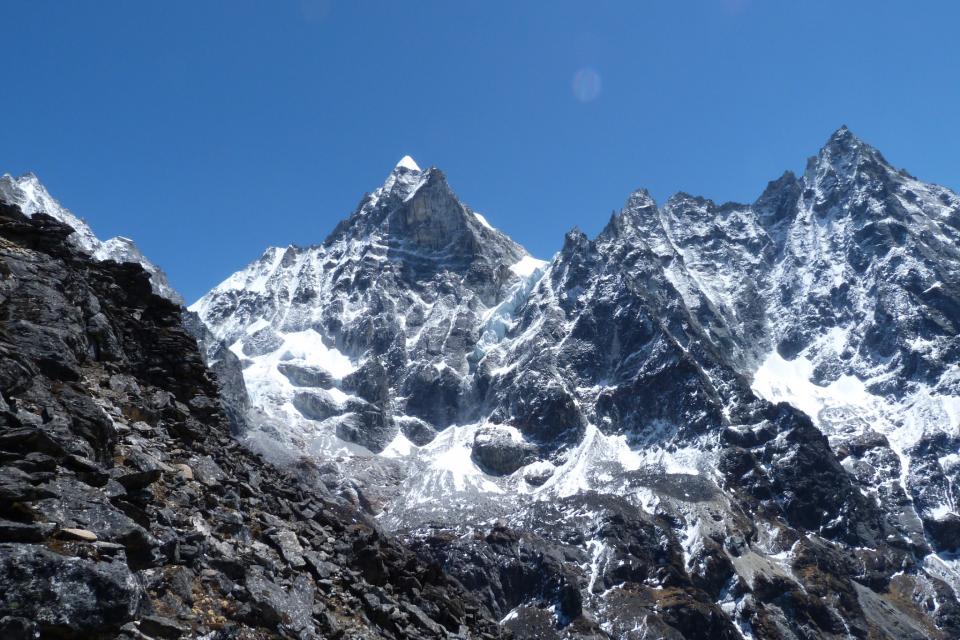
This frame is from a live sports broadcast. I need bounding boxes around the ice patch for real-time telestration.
[681,517,703,570]
[500,608,520,624]
[274,329,356,378]
[533,424,706,498]
[751,348,960,496]
[475,258,548,359]
[586,539,607,592]
[381,431,416,458]
[408,423,504,501]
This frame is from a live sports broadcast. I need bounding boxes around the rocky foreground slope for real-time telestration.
[192,129,960,638]
[0,202,503,638]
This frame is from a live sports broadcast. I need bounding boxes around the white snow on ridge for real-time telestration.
[406,422,504,501]
[509,255,548,278]
[474,212,494,230]
[396,155,421,172]
[1,172,104,254]
[232,328,357,383]
[750,350,868,422]
[228,327,368,460]
[203,247,288,297]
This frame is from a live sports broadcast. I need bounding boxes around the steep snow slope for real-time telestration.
[0,172,183,304]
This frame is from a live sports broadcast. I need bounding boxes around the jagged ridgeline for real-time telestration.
[2,127,960,639]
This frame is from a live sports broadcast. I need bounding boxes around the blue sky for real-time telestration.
[2,1,959,303]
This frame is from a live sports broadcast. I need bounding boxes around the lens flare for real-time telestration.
[572,67,602,103]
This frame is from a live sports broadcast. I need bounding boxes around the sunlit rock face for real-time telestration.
[189,131,960,638]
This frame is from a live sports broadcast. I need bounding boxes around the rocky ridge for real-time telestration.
[0,172,183,304]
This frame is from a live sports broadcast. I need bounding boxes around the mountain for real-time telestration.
[191,157,538,456]
[0,172,184,305]
[194,132,960,638]
[0,201,503,639]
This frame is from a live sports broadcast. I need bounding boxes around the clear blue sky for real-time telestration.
[2,1,958,303]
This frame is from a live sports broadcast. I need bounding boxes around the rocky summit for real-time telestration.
[2,127,960,639]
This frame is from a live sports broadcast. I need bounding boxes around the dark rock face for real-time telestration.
[181,310,249,435]
[410,495,741,639]
[277,362,334,388]
[0,203,504,639]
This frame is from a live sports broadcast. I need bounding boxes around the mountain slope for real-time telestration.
[194,131,960,638]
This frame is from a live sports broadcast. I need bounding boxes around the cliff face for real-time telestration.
[0,202,502,639]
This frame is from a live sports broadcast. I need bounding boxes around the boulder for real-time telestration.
[471,426,536,476]
[277,362,334,388]
[0,543,140,637]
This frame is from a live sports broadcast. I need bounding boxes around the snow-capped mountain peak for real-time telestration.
[805,124,900,193]
[322,162,527,279]
[192,157,541,455]
[395,154,421,172]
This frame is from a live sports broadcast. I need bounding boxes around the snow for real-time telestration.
[585,539,607,592]
[222,326,371,456]
[931,503,955,520]
[509,255,548,278]
[272,329,356,378]
[750,350,870,421]
[183,124,960,631]
[381,431,416,458]
[752,348,960,498]
[0,172,182,302]
[395,155,421,172]
[208,247,286,295]
[474,257,548,359]
[473,212,494,230]
[531,423,706,499]
[523,460,555,480]
[923,553,960,600]
[680,517,703,569]
[718,576,757,640]
[499,608,520,624]
[408,423,504,500]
